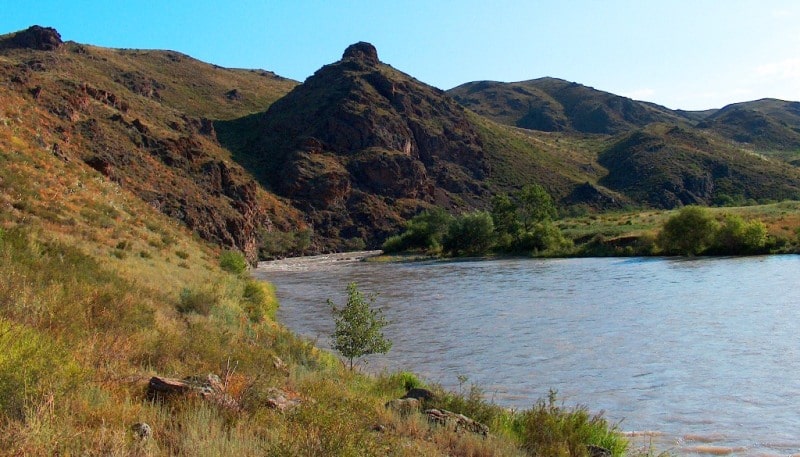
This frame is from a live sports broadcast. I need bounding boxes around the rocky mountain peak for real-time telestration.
[342,41,379,65]
[3,25,63,51]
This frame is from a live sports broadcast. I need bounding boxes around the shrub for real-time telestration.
[259,228,312,259]
[219,249,247,274]
[382,208,453,253]
[442,211,495,256]
[657,206,718,255]
[519,390,628,457]
[241,279,278,322]
[712,214,768,254]
[0,319,83,419]
[342,237,366,252]
[388,371,424,391]
[427,383,501,428]
[517,221,572,254]
[177,287,216,316]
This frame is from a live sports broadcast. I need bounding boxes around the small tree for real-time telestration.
[329,282,392,370]
[516,184,557,232]
[442,211,495,256]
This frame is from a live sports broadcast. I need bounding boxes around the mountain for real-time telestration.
[697,98,800,155]
[447,78,800,209]
[4,25,800,255]
[217,42,495,249]
[0,25,301,261]
[599,124,800,207]
[447,77,688,134]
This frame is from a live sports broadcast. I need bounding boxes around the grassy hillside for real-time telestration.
[0,26,304,262]
[697,98,800,160]
[448,78,688,134]
[598,124,800,207]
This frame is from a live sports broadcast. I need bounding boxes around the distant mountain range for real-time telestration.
[3,25,800,255]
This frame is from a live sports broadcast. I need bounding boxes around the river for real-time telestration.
[254,254,800,456]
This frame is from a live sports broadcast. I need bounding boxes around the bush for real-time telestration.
[219,250,247,274]
[259,228,312,259]
[177,287,216,316]
[657,206,718,255]
[392,371,424,391]
[442,211,495,256]
[241,279,278,322]
[711,214,768,254]
[517,221,572,254]
[520,390,628,457]
[0,319,83,419]
[381,208,453,254]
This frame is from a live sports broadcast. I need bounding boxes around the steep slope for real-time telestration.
[218,42,494,249]
[0,26,302,261]
[448,77,688,134]
[697,98,800,153]
[599,124,800,207]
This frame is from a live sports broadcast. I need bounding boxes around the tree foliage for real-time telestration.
[658,206,769,256]
[329,283,392,370]
[657,206,718,255]
[382,207,453,253]
[383,183,569,257]
[711,214,768,254]
[442,211,495,256]
[491,184,567,254]
[516,184,557,231]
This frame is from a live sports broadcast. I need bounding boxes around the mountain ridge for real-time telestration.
[4,25,800,255]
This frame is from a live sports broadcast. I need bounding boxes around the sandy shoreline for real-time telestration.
[255,250,383,272]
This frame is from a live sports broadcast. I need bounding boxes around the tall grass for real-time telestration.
[0,222,632,456]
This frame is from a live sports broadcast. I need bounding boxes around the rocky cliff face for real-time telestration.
[221,42,491,250]
[0,25,63,51]
[0,26,302,262]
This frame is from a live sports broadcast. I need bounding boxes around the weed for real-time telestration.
[177,287,216,316]
[220,249,247,274]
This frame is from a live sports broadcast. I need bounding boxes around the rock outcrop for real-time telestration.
[147,374,239,410]
[1,25,63,51]
[219,42,490,250]
[425,408,489,436]
[385,397,420,416]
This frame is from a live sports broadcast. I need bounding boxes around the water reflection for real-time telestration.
[255,255,800,456]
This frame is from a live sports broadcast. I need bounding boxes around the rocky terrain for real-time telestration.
[4,25,800,255]
[218,42,494,249]
[0,25,302,262]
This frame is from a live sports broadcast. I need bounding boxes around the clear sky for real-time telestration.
[3,0,798,110]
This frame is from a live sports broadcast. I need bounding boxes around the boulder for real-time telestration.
[264,387,303,412]
[424,408,489,436]
[146,374,238,410]
[385,397,420,416]
[131,422,152,441]
[401,387,435,402]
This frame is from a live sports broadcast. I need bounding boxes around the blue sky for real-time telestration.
[3,1,799,110]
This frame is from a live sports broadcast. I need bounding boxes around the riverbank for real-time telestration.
[265,253,800,456]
